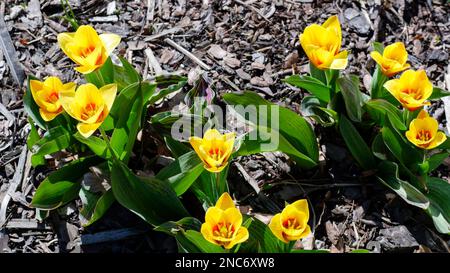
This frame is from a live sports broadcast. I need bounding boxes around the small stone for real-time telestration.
[5,5,24,21]
[127,41,146,51]
[223,56,241,68]
[89,15,119,23]
[4,163,14,178]
[428,49,448,62]
[236,68,251,80]
[378,226,419,252]
[283,52,299,69]
[259,34,273,41]
[159,49,175,64]
[252,52,265,64]
[250,77,269,87]
[412,40,422,56]
[106,1,117,15]
[344,8,360,20]
[251,62,266,70]
[207,44,227,59]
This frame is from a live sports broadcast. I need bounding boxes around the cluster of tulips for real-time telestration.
[25,14,449,253]
[300,15,446,149]
[27,24,313,251]
[29,25,120,138]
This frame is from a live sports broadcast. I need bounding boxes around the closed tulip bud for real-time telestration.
[370,42,410,77]
[29,76,76,121]
[300,15,348,70]
[57,25,121,74]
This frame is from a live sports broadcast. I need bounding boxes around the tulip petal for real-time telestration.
[417,109,429,119]
[215,192,236,210]
[322,15,341,41]
[204,129,222,140]
[77,122,102,138]
[370,51,384,66]
[99,84,118,111]
[74,25,102,48]
[384,42,408,64]
[299,224,312,239]
[223,207,242,230]
[57,32,75,61]
[99,33,121,56]
[205,207,224,226]
[291,199,309,220]
[39,108,62,122]
[75,64,98,74]
[225,227,249,249]
[268,214,288,243]
[204,162,228,173]
[428,132,447,150]
[200,222,220,246]
[330,50,348,70]
[62,82,77,94]
[30,80,45,108]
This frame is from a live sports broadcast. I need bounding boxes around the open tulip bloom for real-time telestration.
[57,25,121,74]
[406,110,447,150]
[384,69,432,111]
[201,192,249,249]
[30,76,76,121]
[269,199,311,243]
[300,15,348,70]
[189,129,235,173]
[59,83,117,138]
[370,42,410,77]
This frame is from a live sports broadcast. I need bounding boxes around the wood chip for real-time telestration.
[207,44,228,60]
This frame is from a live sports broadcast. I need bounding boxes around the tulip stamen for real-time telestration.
[81,45,96,58]
[212,222,235,239]
[208,147,223,161]
[283,218,300,229]
[81,102,98,120]
[46,92,59,103]
[416,129,431,142]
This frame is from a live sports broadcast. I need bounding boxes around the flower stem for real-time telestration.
[215,172,221,200]
[94,69,106,87]
[99,127,118,161]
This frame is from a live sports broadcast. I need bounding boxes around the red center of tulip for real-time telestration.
[47,92,59,103]
[402,88,422,100]
[213,222,235,238]
[283,218,300,229]
[81,45,96,58]
[416,129,432,142]
[208,147,223,160]
[81,102,97,120]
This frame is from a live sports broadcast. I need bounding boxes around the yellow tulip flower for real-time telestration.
[200,192,249,249]
[405,110,447,150]
[300,15,348,70]
[189,129,235,173]
[384,69,432,111]
[57,25,121,74]
[59,83,117,138]
[370,42,410,77]
[29,76,76,122]
[269,199,311,243]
